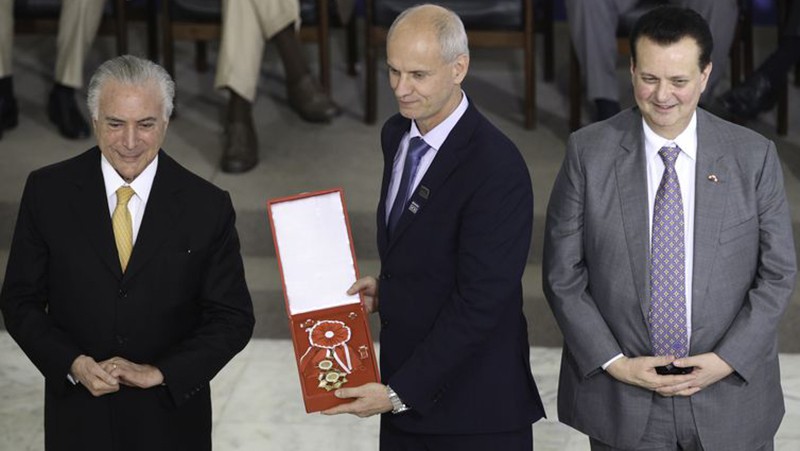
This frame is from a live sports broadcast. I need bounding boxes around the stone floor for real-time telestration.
[0,20,799,451]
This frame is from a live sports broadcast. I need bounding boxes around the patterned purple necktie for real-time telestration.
[649,145,688,358]
[387,137,429,237]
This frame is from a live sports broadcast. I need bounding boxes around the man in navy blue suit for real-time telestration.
[322,4,544,450]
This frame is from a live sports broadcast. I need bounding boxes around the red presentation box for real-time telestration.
[267,188,380,413]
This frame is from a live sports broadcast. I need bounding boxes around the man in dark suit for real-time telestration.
[544,6,796,450]
[322,4,544,450]
[0,55,255,451]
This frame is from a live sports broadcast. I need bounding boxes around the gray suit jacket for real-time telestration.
[543,108,796,450]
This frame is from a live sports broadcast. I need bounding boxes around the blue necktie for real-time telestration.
[388,137,429,237]
[649,145,688,358]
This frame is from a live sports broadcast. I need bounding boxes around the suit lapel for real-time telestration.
[70,148,123,278]
[690,111,728,332]
[123,151,184,282]
[377,118,408,258]
[383,103,479,253]
[615,116,651,323]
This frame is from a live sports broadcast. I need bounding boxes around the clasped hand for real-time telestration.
[606,352,734,397]
[70,355,164,397]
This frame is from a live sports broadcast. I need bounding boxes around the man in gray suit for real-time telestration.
[544,6,796,450]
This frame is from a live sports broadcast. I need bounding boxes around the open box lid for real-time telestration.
[268,189,361,315]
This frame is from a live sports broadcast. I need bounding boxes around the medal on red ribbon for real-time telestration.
[299,320,362,391]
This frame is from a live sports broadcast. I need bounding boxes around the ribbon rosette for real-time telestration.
[310,320,352,350]
[299,320,363,391]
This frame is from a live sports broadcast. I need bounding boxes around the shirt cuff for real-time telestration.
[602,353,625,371]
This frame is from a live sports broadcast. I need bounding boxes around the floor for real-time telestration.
[0,20,799,451]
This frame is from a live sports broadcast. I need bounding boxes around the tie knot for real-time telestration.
[658,146,680,167]
[407,137,430,162]
[116,186,135,206]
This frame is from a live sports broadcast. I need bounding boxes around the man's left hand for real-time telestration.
[100,357,164,389]
[320,382,393,417]
[655,352,734,397]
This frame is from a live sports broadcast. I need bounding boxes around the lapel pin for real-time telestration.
[419,185,430,199]
[408,201,420,214]
[707,174,719,183]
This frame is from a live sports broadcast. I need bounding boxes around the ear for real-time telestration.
[452,54,469,84]
[699,61,712,93]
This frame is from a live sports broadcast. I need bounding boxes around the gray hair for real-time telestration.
[387,4,469,63]
[87,55,175,120]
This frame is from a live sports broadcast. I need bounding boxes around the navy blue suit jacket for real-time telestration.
[376,101,545,435]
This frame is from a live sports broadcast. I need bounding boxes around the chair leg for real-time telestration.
[147,0,159,61]
[317,0,331,94]
[543,0,554,82]
[778,81,789,135]
[569,43,581,131]
[524,0,536,129]
[778,0,789,135]
[365,1,377,124]
[195,41,208,72]
[115,0,128,55]
[162,0,175,80]
[347,18,358,76]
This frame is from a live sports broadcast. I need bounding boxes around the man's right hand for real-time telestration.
[347,276,380,314]
[70,355,119,397]
[606,355,696,395]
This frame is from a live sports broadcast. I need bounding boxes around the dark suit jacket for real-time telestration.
[543,108,797,450]
[376,101,545,436]
[0,148,255,451]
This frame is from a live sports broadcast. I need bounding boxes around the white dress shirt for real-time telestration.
[101,154,159,244]
[385,93,469,222]
[603,113,698,370]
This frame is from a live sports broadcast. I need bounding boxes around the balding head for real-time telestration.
[387,4,469,64]
[385,4,470,134]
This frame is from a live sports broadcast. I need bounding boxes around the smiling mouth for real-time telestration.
[653,103,676,111]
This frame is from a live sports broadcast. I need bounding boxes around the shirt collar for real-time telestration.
[408,91,469,150]
[642,111,697,162]
[101,152,159,204]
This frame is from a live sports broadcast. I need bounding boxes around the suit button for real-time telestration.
[118,289,127,298]
[381,319,389,328]
[115,335,126,345]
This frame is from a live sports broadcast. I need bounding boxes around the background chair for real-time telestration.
[14,0,158,60]
[161,0,334,92]
[364,0,537,129]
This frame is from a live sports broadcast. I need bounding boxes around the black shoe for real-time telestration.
[0,92,19,141]
[287,74,341,123]
[48,84,90,140]
[221,91,259,174]
[719,73,776,120]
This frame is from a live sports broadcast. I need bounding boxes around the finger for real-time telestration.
[347,278,372,295]
[673,386,702,397]
[648,355,677,367]
[671,357,697,368]
[93,367,119,386]
[321,401,359,416]
[334,388,361,399]
[648,374,696,389]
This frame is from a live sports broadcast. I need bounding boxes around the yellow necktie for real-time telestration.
[112,186,135,272]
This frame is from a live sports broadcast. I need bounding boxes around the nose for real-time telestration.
[123,126,137,149]
[655,82,671,103]
[393,74,412,98]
